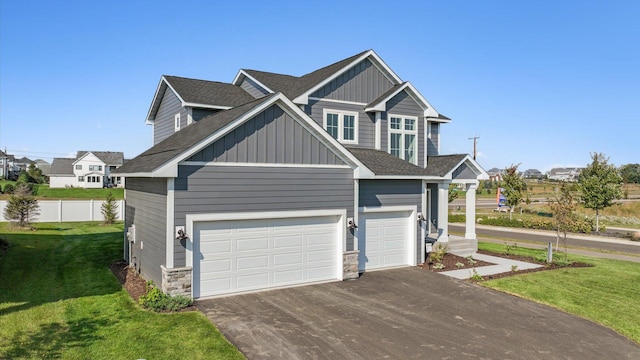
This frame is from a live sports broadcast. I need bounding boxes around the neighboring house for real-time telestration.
[33,159,51,176]
[547,167,582,182]
[486,167,503,182]
[523,168,543,179]
[0,150,21,180]
[114,50,488,299]
[50,151,125,188]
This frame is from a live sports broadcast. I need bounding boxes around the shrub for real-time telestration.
[449,214,465,223]
[3,183,15,194]
[138,281,192,312]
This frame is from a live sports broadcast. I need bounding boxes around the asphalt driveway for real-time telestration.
[197,268,640,359]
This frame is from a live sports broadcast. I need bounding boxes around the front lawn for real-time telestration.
[0,182,124,200]
[478,242,640,344]
[0,222,244,359]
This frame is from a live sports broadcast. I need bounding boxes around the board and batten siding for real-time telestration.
[453,162,477,180]
[306,99,375,149]
[188,104,347,165]
[359,179,423,264]
[427,122,439,156]
[154,89,187,145]
[386,91,426,167]
[173,165,355,267]
[239,77,270,98]
[310,59,394,104]
[124,178,168,286]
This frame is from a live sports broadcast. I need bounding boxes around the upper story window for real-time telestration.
[75,164,82,170]
[388,115,417,164]
[89,165,103,172]
[175,113,181,131]
[323,109,358,144]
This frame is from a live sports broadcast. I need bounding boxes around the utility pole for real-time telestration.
[468,136,479,160]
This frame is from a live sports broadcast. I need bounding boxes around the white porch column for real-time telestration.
[465,182,478,239]
[437,183,449,242]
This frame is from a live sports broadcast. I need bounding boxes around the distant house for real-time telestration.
[523,169,543,179]
[486,168,503,182]
[49,151,125,188]
[547,167,582,182]
[33,159,51,176]
[0,150,21,180]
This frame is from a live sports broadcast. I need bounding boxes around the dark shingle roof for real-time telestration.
[77,151,124,166]
[365,83,405,109]
[346,147,428,176]
[50,158,75,176]
[164,75,256,107]
[244,50,370,99]
[115,95,278,174]
[424,155,468,177]
[346,148,468,177]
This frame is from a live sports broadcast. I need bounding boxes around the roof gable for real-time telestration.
[365,82,443,119]
[50,158,75,175]
[146,76,256,123]
[117,93,373,178]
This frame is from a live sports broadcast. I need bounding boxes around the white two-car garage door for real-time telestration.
[358,210,413,271]
[193,215,340,298]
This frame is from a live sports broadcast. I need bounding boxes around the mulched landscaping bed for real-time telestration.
[418,251,593,281]
[109,259,147,301]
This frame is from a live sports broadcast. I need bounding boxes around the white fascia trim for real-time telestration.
[404,82,440,118]
[231,70,275,94]
[293,50,403,105]
[365,83,409,112]
[185,208,347,280]
[374,112,381,150]
[166,178,175,268]
[444,155,489,180]
[372,175,444,180]
[358,205,417,267]
[72,151,92,165]
[180,161,352,169]
[182,102,232,110]
[145,78,167,124]
[308,97,367,106]
[322,108,359,145]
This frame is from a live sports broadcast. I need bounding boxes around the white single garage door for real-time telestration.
[193,215,339,298]
[358,211,411,271]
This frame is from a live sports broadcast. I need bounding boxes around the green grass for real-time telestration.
[0,182,124,200]
[0,222,244,359]
[478,242,640,344]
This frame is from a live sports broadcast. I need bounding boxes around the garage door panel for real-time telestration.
[273,252,304,266]
[237,255,269,270]
[273,235,304,249]
[236,237,269,252]
[194,215,339,298]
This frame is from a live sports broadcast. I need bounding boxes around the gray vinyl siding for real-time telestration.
[240,77,270,98]
[427,183,439,226]
[359,180,423,264]
[124,178,167,286]
[453,163,477,180]
[427,122,439,156]
[172,165,355,266]
[188,104,348,165]
[154,89,187,145]
[386,91,425,167]
[192,108,220,122]
[306,99,375,149]
[310,59,394,103]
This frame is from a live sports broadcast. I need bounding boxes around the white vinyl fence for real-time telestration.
[0,199,124,223]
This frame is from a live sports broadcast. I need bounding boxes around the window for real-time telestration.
[75,164,82,170]
[89,165,102,171]
[78,176,84,182]
[388,115,418,164]
[323,109,358,143]
[175,113,181,131]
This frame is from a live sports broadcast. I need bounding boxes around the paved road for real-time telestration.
[199,268,640,359]
[450,223,640,259]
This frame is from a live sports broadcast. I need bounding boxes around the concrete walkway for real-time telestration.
[439,253,543,279]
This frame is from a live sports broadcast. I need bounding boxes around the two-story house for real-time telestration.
[114,50,487,299]
[50,151,125,188]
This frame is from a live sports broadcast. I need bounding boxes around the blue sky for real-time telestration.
[1,0,638,172]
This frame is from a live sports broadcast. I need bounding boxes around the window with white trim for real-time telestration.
[388,115,418,164]
[75,164,82,170]
[78,176,84,182]
[89,165,102,171]
[175,113,181,131]
[323,109,358,144]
